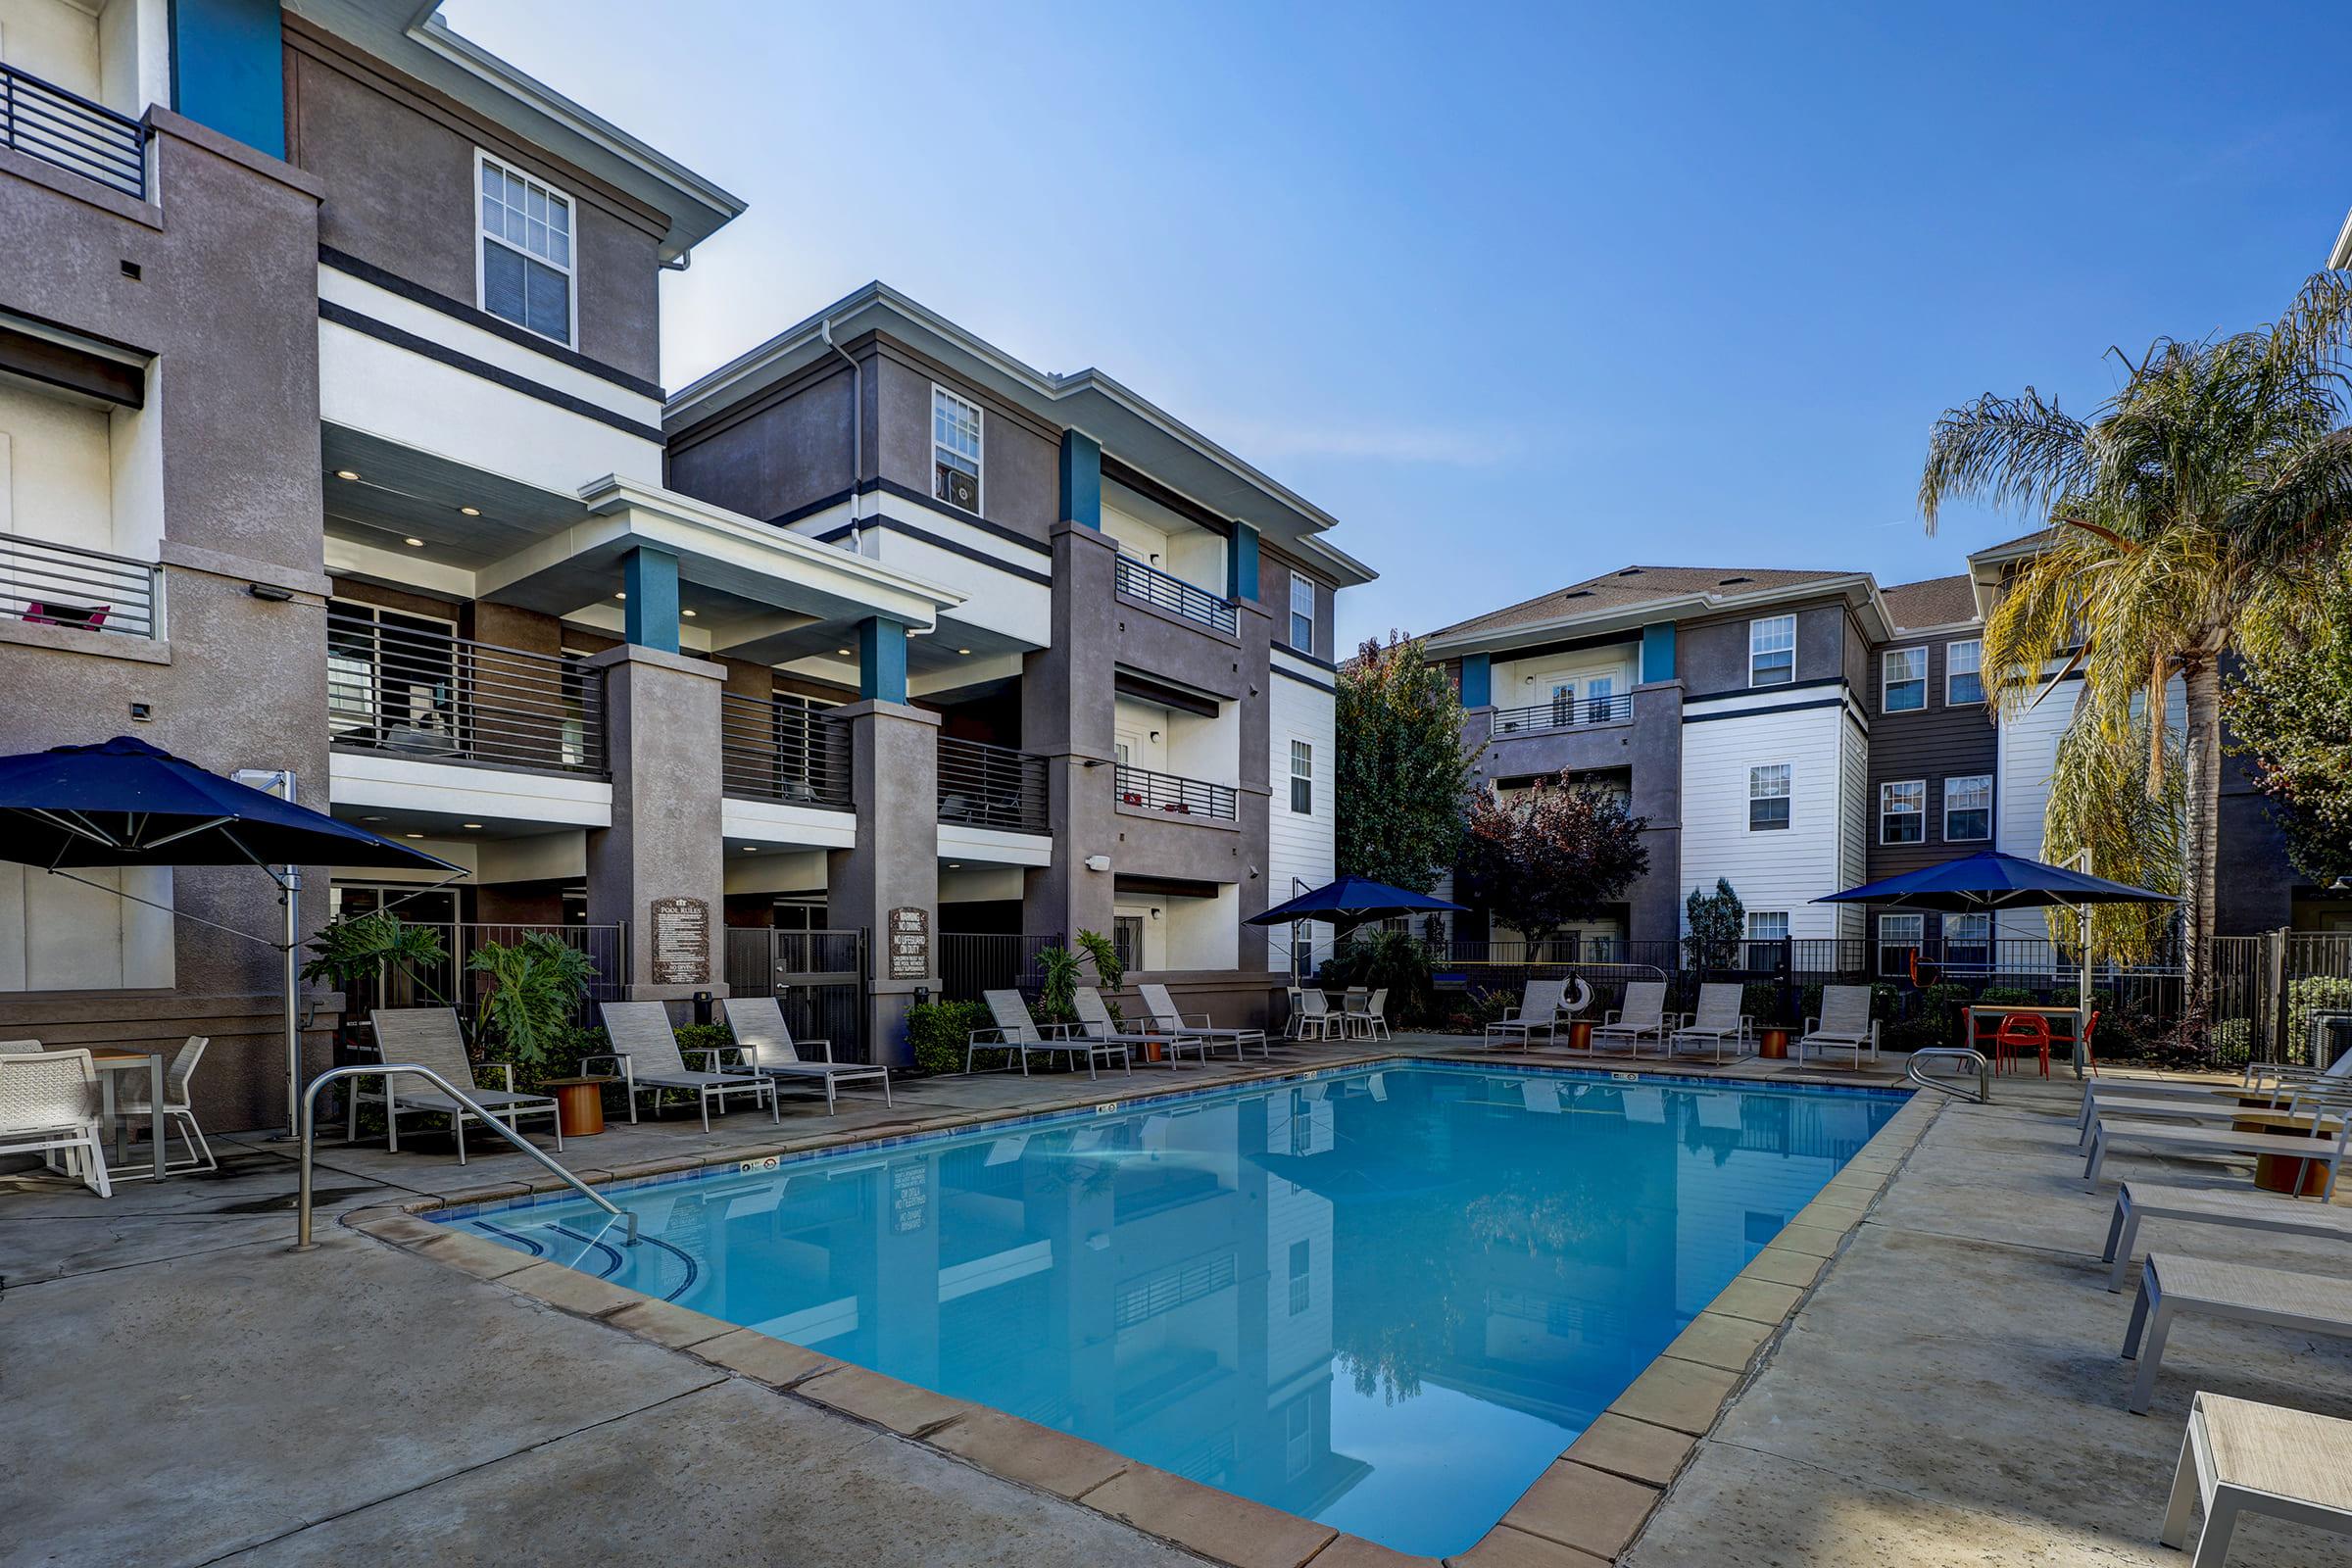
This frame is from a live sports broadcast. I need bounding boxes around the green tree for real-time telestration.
[1458,774,1649,950]
[1336,633,1481,892]
[1683,879,1744,971]
[1919,275,2352,1004]
[2228,548,2352,886]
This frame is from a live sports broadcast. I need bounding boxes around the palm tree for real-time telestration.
[1919,275,2352,1010]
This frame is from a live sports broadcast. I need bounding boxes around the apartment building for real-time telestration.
[0,1,1361,1127]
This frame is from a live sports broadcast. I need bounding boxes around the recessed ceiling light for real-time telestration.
[837,648,853,657]
[334,469,359,481]
[459,506,480,517]
[403,536,424,548]
[681,608,698,618]
[462,822,482,830]
[742,845,757,853]
[404,832,424,839]
[956,648,972,656]
[948,862,962,870]
[362,815,388,823]
[614,591,627,601]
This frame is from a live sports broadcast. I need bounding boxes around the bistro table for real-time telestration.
[1964,1003,2090,1079]
[77,1045,169,1183]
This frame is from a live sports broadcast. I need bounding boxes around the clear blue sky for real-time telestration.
[449,0,2350,649]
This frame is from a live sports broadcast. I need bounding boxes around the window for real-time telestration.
[1880,779,1926,844]
[1878,913,1924,977]
[1743,909,1788,968]
[1882,648,1927,712]
[477,154,573,345]
[1289,740,1313,814]
[1748,762,1790,831]
[932,386,982,511]
[1947,639,1984,705]
[1112,913,1145,973]
[1749,614,1795,685]
[1290,573,1316,651]
[1944,773,1992,841]
[1945,911,1991,970]
[1585,674,1616,722]
[1289,1239,1311,1316]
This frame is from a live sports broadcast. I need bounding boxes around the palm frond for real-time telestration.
[1918,388,2094,533]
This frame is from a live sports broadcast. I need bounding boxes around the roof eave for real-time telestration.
[2332,206,2352,270]
[1425,573,1887,658]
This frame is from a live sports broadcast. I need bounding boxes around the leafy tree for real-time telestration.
[1336,633,1481,891]
[467,934,595,1069]
[1457,773,1649,949]
[2228,550,2352,886]
[2041,712,2184,964]
[1325,926,1437,1025]
[302,910,448,1004]
[1919,274,2352,1005]
[1683,878,1744,971]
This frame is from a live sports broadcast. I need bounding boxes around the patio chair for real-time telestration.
[591,1002,778,1133]
[2122,1252,2352,1413]
[1073,987,1205,1068]
[1592,981,1673,1055]
[1796,985,1880,1068]
[2159,1393,2352,1565]
[715,996,891,1115]
[0,1048,112,1197]
[1138,982,1268,1061]
[109,1035,216,1174]
[2079,1055,2352,1137]
[1342,988,1391,1041]
[966,990,1131,1078]
[1295,989,1345,1042]
[1483,978,1569,1050]
[361,1008,564,1163]
[2101,1180,2352,1292]
[1671,983,1752,1064]
[2082,1083,2352,1196]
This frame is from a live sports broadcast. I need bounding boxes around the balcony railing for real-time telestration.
[1114,762,1238,821]
[2,533,161,639]
[938,736,1048,834]
[720,693,852,809]
[1115,554,1239,637]
[1490,693,1633,734]
[326,611,606,775]
[3,62,147,199]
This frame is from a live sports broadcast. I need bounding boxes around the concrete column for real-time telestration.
[828,698,940,1066]
[584,645,727,1001]
[1628,679,1685,948]
[1022,519,1120,944]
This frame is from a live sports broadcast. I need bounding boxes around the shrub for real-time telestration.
[468,934,596,1069]
[1034,946,1082,1025]
[1326,929,1437,1026]
[908,1000,993,1076]
[675,1021,733,1057]
[1740,981,1784,1028]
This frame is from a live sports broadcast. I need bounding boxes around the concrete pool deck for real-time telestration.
[6,1044,2348,1565]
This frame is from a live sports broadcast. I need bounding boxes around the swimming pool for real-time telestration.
[439,1062,1903,1556]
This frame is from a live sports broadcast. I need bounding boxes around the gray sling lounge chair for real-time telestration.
[1796,985,1879,1067]
[2101,1180,2352,1292]
[2082,1085,2352,1196]
[2123,1253,2352,1413]
[592,1002,777,1132]
[1671,983,1753,1063]
[1074,987,1204,1067]
[1139,982,1268,1061]
[967,990,1131,1078]
[361,1007,563,1163]
[1592,981,1673,1055]
[1484,978,1569,1051]
[717,995,892,1115]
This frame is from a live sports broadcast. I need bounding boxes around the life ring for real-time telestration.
[1564,977,1593,1015]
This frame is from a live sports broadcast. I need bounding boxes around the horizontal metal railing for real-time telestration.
[2,61,147,199]
[719,693,852,808]
[1,532,161,638]
[1490,693,1633,733]
[1115,554,1239,636]
[1114,762,1238,821]
[937,736,1048,833]
[327,611,605,775]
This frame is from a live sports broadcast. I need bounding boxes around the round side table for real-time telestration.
[542,1075,613,1138]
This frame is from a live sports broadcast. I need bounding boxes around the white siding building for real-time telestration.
[1678,691,1869,941]
[1267,649,1337,976]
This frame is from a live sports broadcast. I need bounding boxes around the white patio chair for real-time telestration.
[0,1048,112,1197]
[110,1035,216,1174]
[1797,985,1880,1067]
[360,1008,564,1164]
[1671,984,1752,1064]
[2079,1078,2352,1152]
[1342,988,1391,1041]
[591,1002,777,1133]
[1484,978,1568,1050]
[966,989,1130,1078]
[1592,981,1673,1055]
[716,995,891,1115]
[1295,989,1344,1042]
[1139,982,1267,1061]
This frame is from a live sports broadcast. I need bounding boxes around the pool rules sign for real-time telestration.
[887,906,930,980]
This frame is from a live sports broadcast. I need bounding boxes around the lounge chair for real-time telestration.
[360,1008,564,1162]
[2082,1087,2352,1196]
[1072,986,1202,1068]
[2122,1252,2352,1413]
[1671,983,1752,1063]
[2079,1056,2352,1136]
[591,1002,778,1133]
[965,989,1130,1078]
[1138,982,1268,1061]
[1342,988,1391,1041]
[2101,1180,2352,1292]
[1796,985,1880,1068]
[1484,978,1569,1050]
[0,1048,112,1197]
[2079,1079,2352,1152]
[2160,1393,2352,1565]
[716,996,892,1115]
[1592,981,1673,1055]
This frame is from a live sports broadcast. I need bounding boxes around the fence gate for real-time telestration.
[724,927,870,1062]
[2212,931,2352,1067]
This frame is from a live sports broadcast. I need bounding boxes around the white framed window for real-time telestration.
[1943,773,1992,841]
[1289,739,1313,814]
[1749,614,1795,685]
[932,386,983,511]
[1748,762,1790,831]
[1880,779,1926,844]
[1584,673,1617,722]
[1946,639,1984,705]
[1882,647,1927,711]
[1290,573,1316,651]
[475,152,574,346]
[1945,911,1991,966]
[1878,913,1924,977]
[1288,1239,1310,1316]
[1743,909,1788,968]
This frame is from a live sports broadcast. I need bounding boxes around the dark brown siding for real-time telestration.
[1864,635,1997,882]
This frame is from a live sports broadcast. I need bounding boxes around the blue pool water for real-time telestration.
[441,1063,1902,1555]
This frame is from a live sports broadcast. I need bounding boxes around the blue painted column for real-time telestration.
[1059,430,1102,529]
[858,615,908,704]
[1641,622,1677,683]
[1459,652,1492,709]
[622,547,679,653]
[171,0,286,158]
[1227,522,1259,602]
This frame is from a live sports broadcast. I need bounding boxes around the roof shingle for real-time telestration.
[1880,574,1980,632]
[1426,564,1851,642]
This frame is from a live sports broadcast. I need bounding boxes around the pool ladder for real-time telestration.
[291,1062,637,1250]
[1907,1047,1991,1103]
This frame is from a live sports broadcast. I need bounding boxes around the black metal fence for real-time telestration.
[2,61,147,199]
[1114,763,1238,821]
[1115,554,1239,636]
[719,694,851,808]
[1490,693,1633,734]
[722,927,869,1060]
[332,921,629,1042]
[938,736,1048,833]
[2211,932,2352,1067]
[328,611,606,775]
[939,932,1061,1002]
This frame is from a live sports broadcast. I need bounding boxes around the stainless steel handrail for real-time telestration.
[293,1062,637,1250]
[1907,1047,1991,1103]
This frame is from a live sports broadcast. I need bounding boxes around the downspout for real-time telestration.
[820,315,861,554]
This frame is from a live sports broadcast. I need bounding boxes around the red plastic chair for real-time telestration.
[1993,1012,2052,1078]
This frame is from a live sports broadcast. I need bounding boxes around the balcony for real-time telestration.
[720,693,851,809]
[1115,555,1238,638]
[1114,763,1238,822]
[1490,693,1633,735]
[2,62,148,200]
[327,611,606,775]
[2,533,161,640]
[938,736,1047,834]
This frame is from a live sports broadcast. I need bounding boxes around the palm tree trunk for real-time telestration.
[2180,659,2224,1013]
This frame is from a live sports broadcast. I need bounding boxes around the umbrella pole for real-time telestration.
[280,864,303,1138]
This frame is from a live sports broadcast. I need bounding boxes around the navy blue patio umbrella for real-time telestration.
[1247,874,1467,983]
[0,736,461,1130]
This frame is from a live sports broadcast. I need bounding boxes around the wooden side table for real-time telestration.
[1758,1028,1790,1060]
[1567,1020,1593,1052]
[542,1076,612,1138]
